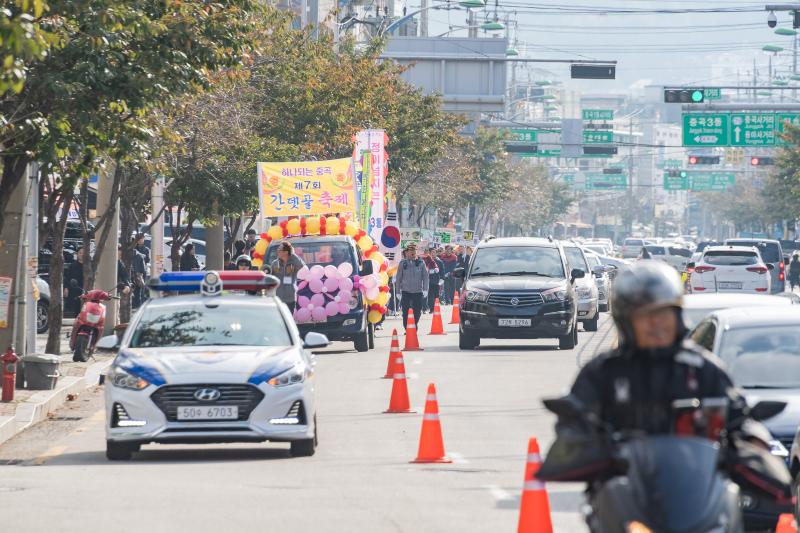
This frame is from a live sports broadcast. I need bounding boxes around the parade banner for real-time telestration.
[379,196,401,270]
[257,158,355,218]
[355,130,388,243]
[358,151,372,229]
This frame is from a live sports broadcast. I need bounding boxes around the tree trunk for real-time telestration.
[0,155,29,237]
[45,187,76,355]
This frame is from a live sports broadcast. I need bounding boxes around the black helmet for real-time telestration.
[611,260,684,348]
[236,254,252,267]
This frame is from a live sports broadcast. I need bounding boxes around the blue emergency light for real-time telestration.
[149,271,280,295]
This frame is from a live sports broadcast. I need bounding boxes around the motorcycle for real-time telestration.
[539,395,786,533]
[69,284,113,362]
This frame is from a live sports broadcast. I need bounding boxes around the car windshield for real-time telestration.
[726,241,780,263]
[719,325,800,388]
[644,245,665,255]
[585,245,607,255]
[564,247,589,272]
[683,308,715,329]
[625,239,643,246]
[470,246,565,278]
[129,301,291,348]
[702,251,758,266]
[267,241,354,267]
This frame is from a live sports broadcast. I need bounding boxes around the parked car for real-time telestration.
[688,245,772,294]
[682,293,794,329]
[582,249,611,312]
[562,241,600,331]
[36,276,50,334]
[725,238,786,294]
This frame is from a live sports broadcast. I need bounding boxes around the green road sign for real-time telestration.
[663,159,682,169]
[730,113,776,146]
[683,113,729,146]
[776,113,800,144]
[582,109,614,121]
[583,131,613,144]
[562,173,575,184]
[585,172,626,190]
[509,128,537,142]
[688,171,735,191]
[664,173,689,190]
[704,88,722,100]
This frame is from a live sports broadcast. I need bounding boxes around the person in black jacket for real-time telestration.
[180,243,200,271]
[63,247,85,317]
[116,245,132,297]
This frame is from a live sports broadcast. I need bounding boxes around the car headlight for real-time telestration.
[576,287,592,298]
[769,439,789,458]
[464,288,489,303]
[268,363,311,387]
[107,365,150,391]
[542,286,567,303]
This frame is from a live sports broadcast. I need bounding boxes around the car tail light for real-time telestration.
[694,265,716,274]
[693,287,706,291]
[780,261,785,271]
[779,272,785,282]
[755,288,768,292]
[746,266,769,274]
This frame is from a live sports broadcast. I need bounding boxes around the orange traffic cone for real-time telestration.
[404,309,423,351]
[411,383,452,463]
[777,514,797,533]
[383,329,402,379]
[428,298,446,335]
[517,438,553,533]
[384,352,414,413]
[450,291,461,324]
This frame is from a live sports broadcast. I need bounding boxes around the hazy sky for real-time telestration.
[403,0,798,93]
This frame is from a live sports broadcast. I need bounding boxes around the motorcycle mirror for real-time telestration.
[749,400,786,421]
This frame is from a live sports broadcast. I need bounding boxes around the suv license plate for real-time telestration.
[498,318,531,327]
[177,406,239,420]
[718,282,742,290]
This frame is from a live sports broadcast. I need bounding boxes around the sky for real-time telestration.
[398,0,800,94]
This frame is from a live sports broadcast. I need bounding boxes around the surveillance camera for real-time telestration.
[768,10,778,28]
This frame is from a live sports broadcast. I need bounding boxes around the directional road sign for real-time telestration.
[730,113,776,146]
[689,171,735,191]
[663,173,689,191]
[585,172,626,190]
[583,131,613,144]
[704,88,722,100]
[509,128,537,142]
[683,113,729,146]
[582,109,614,121]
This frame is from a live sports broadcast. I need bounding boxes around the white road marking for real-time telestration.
[448,451,469,464]
[483,484,518,509]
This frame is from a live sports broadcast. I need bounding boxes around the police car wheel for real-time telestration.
[354,327,369,352]
[559,326,576,350]
[106,440,137,461]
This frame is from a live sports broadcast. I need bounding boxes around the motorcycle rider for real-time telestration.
[537,261,790,512]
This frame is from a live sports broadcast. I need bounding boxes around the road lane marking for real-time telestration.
[448,451,469,464]
[484,484,518,509]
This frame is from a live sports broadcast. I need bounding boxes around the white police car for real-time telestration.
[100,271,327,460]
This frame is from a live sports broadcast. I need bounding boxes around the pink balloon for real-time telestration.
[311,306,328,322]
[338,263,353,278]
[294,308,311,323]
[366,287,379,300]
[324,277,339,293]
[309,278,324,293]
[338,277,353,293]
[310,293,325,307]
[310,265,325,279]
[297,266,311,280]
[362,275,377,289]
[298,295,310,307]
[325,301,340,317]
[337,302,350,314]
[324,264,339,279]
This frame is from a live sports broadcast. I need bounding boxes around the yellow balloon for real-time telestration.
[286,218,301,235]
[252,258,263,268]
[344,220,360,237]
[267,225,283,241]
[379,272,389,285]
[305,217,320,235]
[368,310,383,324]
[357,235,373,250]
[388,265,399,277]
[254,239,268,256]
[376,292,389,306]
[371,252,387,266]
[326,216,341,234]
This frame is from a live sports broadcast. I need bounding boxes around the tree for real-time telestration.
[0,0,51,96]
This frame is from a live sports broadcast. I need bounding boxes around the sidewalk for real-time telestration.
[0,322,114,446]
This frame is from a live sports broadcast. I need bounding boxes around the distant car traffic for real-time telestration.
[689,245,772,294]
[101,271,325,461]
[682,293,794,330]
[725,238,786,294]
[621,238,647,259]
[582,249,611,312]
[562,241,600,331]
[642,244,693,270]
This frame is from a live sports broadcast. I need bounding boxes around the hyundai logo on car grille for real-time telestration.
[510,297,520,306]
[194,388,221,402]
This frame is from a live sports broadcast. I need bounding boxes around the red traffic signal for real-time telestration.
[688,155,720,165]
[689,156,697,165]
[750,156,775,166]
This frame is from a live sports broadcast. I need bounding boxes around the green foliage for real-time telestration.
[0,0,50,96]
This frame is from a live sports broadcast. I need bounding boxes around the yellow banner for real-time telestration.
[258,158,355,218]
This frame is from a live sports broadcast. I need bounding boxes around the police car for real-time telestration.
[99,271,327,460]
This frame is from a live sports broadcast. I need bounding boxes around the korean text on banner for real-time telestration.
[358,151,372,228]
[257,158,355,218]
[0,276,12,328]
[355,130,387,242]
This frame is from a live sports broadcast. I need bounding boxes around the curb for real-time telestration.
[0,358,112,447]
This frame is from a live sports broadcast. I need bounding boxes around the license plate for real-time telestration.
[718,282,742,289]
[498,318,531,327]
[177,406,239,420]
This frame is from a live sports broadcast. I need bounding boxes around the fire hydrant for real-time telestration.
[2,347,19,402]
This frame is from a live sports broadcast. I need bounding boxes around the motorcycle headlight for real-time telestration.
[107,365,150,391]
[542,286,567,303]
[268,363,311,387]
[576,287,592,299]
[464,288,489,303]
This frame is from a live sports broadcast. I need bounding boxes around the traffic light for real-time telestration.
[688,155,720,165]
[667,170,688,178]
[602,168,624,174]
[571,64,616,80]
[664,89,705,103]
[504,142,537,154]
[750,156,775,166]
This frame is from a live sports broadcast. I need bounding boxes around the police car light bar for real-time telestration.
[149,271,280,295]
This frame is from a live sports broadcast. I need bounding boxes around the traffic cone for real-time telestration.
[777,514,797,533]
[404,309,423,351]
[428,298,446,335]
[383,329,402,379]
[411,383,452,463]
[517,438,553,533]
[384,352,414,413]
[450,291,461,324]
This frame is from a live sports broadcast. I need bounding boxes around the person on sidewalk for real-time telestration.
[116,245,132,297]
[789,253,800,292]
[64,247,85,318]
[439,245,460,304]
[270,240,306,311]
[423,247,445,313]
[396,244,429,330]
[180,242,200,272]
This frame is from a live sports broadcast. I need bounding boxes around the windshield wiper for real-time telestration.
[502,271,557,277]
[742,384,796,389]
[470,272,503,277]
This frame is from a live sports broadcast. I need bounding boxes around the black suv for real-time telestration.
[454,237,584,350]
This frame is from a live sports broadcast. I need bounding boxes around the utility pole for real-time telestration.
[205,203,224,271]
[627,117,635,235]
[420,0,429,37]
[150,175,166,281]
[468,9,477,38]
[25,163,39,356]
[95,168,119,336]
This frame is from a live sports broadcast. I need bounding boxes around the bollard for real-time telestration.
[2,347,19,402]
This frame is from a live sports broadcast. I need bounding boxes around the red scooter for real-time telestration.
[70,288,112,362]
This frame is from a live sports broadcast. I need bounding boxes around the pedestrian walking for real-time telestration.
[789,254,800,292]
[132,245,148,308]
[63,247,85,317]
[134,233,150,266]
[395,244,429,330]
[439,245,459,304]
[180,242,200,271]
[116,245,132,297]
[423,247,445,312]
[270,240,306,310]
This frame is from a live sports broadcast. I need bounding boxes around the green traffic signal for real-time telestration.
[680,171,687,178]
[691,90,704,103]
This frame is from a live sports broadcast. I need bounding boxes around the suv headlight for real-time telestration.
[268,363,311,387]
[107,365,150,391]
[542,286,567,303]
[464,288,489,303]
[576,287,593,298]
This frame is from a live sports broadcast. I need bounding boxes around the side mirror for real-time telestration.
[261,264,272,275]
[96,334,120,352]
[452,267,465,279]
[767,263,775,271]
[360,261,374,276]
[591,265,606,275]
[749,400,786,421]
[303,332,331,350]
[570,268,585,280]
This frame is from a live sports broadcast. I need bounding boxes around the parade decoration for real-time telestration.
[252,216,389,324]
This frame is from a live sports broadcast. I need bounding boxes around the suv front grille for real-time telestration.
[487,293,544,307]
[151,384,265,422]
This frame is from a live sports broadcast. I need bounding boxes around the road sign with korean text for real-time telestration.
[730,113,776,146]
[683,114,729,146]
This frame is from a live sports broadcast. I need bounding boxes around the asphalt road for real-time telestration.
[0,312,617,533]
